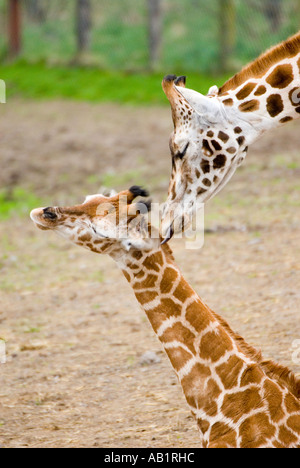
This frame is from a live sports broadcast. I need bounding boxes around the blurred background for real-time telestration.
[0,0,299,449]
[0,0,299,71]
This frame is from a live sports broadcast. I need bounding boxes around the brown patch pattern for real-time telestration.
[202,178,211,187]
[239,413,276,448]
[266,94,284,117]
[146,298,182,333]
[199,328,233,362]
[211,140,222,151]
[213,154,227,169]
[278,425,298,445]
[181,362,211,407]
[266,63,293,89]
[280,116,293,123]
[160,322,196,354]
[263,380,284,422]
[185,300,212,333]
[237,136,245,146]
[202,139,214,156]
[222,387,263,423]
[236,82,256,100]
[209,423,237,448]
[254,85,267,96]
[218,131,229,143]
[160,267,178,294]
[200,160,210,174]
[223,98,234,106]
[165,346,194,372]
[216,355,244,389]
[238,99,260,113]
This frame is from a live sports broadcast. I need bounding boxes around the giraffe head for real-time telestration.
[161,32,300,242]
[30,187,157,260]
[160,75,251,242]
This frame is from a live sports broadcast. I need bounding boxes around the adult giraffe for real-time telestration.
[160,31,300,242]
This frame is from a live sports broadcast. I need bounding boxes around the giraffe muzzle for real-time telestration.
[30,207,55,230]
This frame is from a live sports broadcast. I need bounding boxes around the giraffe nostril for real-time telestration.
[43,208,57,220]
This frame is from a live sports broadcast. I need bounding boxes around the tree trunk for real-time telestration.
[76,0,92,54]
[219,0,236,73]
[148,0,162,69]
[8,0,21,58]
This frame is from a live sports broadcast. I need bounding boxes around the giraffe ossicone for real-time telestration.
[160,31,300,242]
[31,187,300,448]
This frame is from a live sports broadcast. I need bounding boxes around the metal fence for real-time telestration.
[0,0,299,72]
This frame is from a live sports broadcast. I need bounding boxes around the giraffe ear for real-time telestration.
[84,194,103,203]
[100,188,117,198]
[174,85,221,121]
[207,85,219,96]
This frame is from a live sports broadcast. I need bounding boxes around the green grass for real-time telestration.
[0,62,230,105]
[24,327,41,334]
[100,169,144,188]
[274,154,299,170]
[0,187,43,221]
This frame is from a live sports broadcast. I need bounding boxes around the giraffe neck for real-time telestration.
[219,52,300,147]
[114,245,300,447]
[114,244,300,447]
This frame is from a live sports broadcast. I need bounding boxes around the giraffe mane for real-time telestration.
[219,31,300,94]
[211,308,300,399]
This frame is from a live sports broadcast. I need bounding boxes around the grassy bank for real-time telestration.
[0,188,43,221]
[0,62,230,105]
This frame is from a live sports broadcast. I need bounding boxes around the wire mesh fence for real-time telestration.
[0,0,299,72]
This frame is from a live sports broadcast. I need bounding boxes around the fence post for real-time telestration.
[8,0,21,58]
[76,0,92,54]
[147,0,162,70]
[219,0,236,73]
[264,0,282,33]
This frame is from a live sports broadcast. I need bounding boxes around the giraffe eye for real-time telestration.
[175,142,189,160]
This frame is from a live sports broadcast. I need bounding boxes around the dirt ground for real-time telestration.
[0,100,299,448]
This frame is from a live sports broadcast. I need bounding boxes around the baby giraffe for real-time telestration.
[30,187,300,448]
